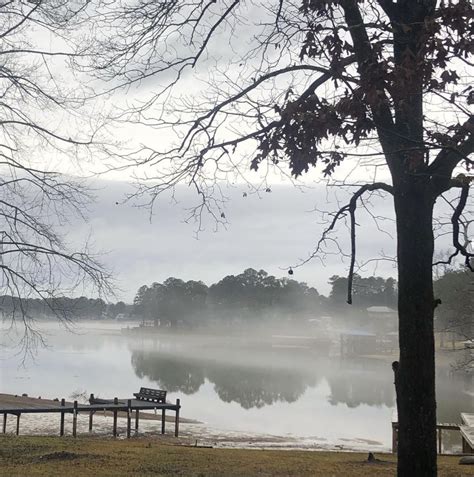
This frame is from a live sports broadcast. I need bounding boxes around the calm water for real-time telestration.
[0,321,472,451]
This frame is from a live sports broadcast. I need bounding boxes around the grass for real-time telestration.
[0,435,471,476]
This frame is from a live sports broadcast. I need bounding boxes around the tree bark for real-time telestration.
[394,181,437,477]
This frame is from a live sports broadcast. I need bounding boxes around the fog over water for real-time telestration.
[1,321,471,452]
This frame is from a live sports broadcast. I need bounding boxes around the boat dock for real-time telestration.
[0,396,181,438]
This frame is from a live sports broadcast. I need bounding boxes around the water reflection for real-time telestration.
[1,323,472,451]
[132,352,205,394]
[130,340,472,420]
[131,347,318,409]
[327,361,394,408]
[208,364,315,409]
[436,367,473,423]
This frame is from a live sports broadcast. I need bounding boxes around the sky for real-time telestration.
[2,2,470,306]
[68,179,400,302]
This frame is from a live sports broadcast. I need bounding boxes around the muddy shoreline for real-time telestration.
[0,393,390,453]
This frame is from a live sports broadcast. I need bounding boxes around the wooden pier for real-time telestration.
[460,413,474,454]
[0,397,181,438]
[391,421,460,455]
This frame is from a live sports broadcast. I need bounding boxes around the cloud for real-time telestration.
[66,179,404,302]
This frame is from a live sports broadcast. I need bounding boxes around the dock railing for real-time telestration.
[391,421,460,455]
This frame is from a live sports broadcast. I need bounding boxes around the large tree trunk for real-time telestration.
[394,182,437,477]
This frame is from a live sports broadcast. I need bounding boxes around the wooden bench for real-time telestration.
[133,387,167,403]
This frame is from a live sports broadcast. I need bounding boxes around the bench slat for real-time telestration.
[134,387,167,403]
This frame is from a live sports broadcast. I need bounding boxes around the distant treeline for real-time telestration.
[1,268,468,330]
[0,295,131,320]
[133,268,399,325]
[328,274,397,309]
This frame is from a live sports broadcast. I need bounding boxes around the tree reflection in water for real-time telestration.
[327,360,395,408]
[131,347,318,409]
[208,364,316,409]
[132,352,205,394]
[130,344,473,418]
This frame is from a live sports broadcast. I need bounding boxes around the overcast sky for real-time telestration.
[66,179,404,302]
[6,5,467,305]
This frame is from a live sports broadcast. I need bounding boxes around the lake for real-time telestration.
[0,321,472,452]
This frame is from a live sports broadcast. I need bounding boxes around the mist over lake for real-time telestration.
[1,320,471,453]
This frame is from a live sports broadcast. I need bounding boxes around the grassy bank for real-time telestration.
[0,436,471,476]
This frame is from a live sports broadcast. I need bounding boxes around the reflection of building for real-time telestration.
[367,306,398,332]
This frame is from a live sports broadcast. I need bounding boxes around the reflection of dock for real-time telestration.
[0,395,181,438]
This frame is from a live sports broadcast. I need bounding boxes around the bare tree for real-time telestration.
[87,1,473,475]
[0,1,114,352]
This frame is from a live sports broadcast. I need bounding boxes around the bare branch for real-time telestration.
[446,183,473,270]
[291,182,393,304]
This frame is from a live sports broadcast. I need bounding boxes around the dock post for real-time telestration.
[174,399,180,438]
[72,400,78,438]
[127,400,132,438]
[161,409,166,434]
[391,423,398,453]
[16,414,20,436]
[135,409,139,433]
[113,397,118,437]
[89,411,94,432]
[3,413,6,434]
[60,398,65,436]
[462,436,470,453]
